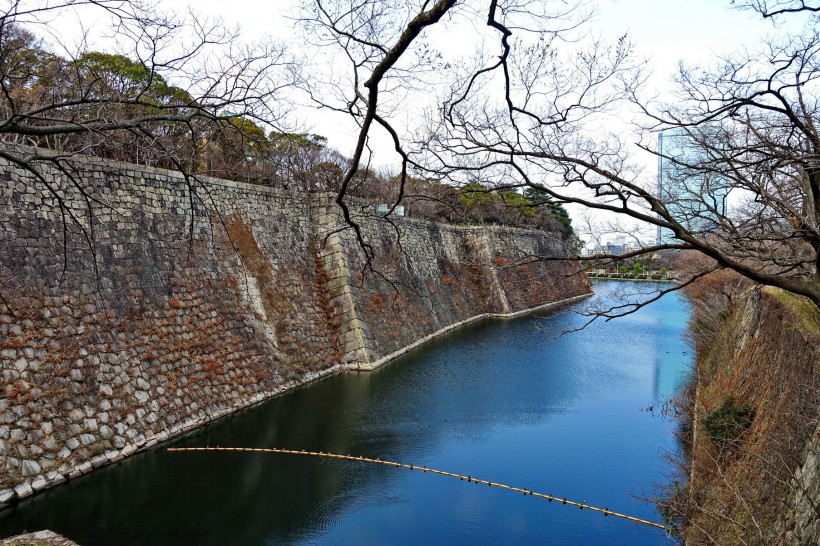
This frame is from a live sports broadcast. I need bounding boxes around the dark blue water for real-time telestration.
[0,280,689,544]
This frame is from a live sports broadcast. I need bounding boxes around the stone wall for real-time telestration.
[685,288,819,545]
[319,210,589,368]
[0,153,591,504]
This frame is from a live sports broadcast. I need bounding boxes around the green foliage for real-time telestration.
[703,397,754,445]
[499,190,537,217]
[75,52,192,105]
[229,117,268,141]
[77,52,158,89]
[458,182,495,207]
[270,132,327,149]
[523,187,572,233]
[632,262,644,275]
[0,25,56,90]
[449,184,573,234]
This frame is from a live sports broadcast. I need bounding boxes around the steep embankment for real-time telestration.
[685,287,819,545]
[0,154,590,504]
[314,203,589,369]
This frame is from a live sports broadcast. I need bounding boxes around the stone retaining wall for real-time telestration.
[0,152,590,504]
[686,288,819,545]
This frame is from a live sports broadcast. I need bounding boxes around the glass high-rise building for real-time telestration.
[656,128,728,245]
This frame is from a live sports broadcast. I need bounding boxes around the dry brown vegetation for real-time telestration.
[661,271,820,544]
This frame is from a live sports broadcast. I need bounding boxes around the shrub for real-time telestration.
[703,397,754,445]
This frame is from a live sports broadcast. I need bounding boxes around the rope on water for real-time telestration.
[167,446,669,531]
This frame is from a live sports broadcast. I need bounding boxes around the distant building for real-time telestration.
[604,242,628,255]
[601,236,658,256]
[582,239,649,257]
[656,128,728,245]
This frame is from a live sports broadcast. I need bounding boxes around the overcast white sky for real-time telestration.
[55,0,791,160]
[181,1,796,243]
[46,0,801,243]
[155,0,787,155]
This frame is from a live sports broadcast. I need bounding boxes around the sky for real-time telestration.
[46,0,793,157]
[151,0,788,156]
[38,0,803,244]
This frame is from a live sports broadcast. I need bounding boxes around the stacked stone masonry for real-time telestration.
[0,152,591,504]
[688,288,819,545]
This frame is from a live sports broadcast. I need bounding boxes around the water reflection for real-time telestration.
[0,281,689,545]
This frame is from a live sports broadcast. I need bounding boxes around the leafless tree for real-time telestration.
[301,0,820,310]
[0,0,297,223]
[733,0,820,18]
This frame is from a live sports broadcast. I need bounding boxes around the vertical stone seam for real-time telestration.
[476,230,511,314]
[311,198,377,369]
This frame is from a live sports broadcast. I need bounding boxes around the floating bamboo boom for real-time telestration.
[168,446,670,531]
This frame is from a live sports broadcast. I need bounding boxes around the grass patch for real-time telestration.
[766,287,820,337]
[703,396,754,446]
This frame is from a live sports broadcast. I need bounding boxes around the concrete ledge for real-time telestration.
[0,146,594,513]
[350,291,593,371]
[0,362,346,511]
[0,530,80,545]
[0,293,592,508]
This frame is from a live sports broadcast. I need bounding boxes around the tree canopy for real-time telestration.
[0,0,296,195]
[300,0,820,308]
[2,0,819,307]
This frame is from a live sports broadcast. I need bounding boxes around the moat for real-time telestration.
[0,281,690,544]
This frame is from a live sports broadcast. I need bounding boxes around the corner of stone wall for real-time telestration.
[779,421,820,545]
[468,229,511,314]
[312,198,378,370]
